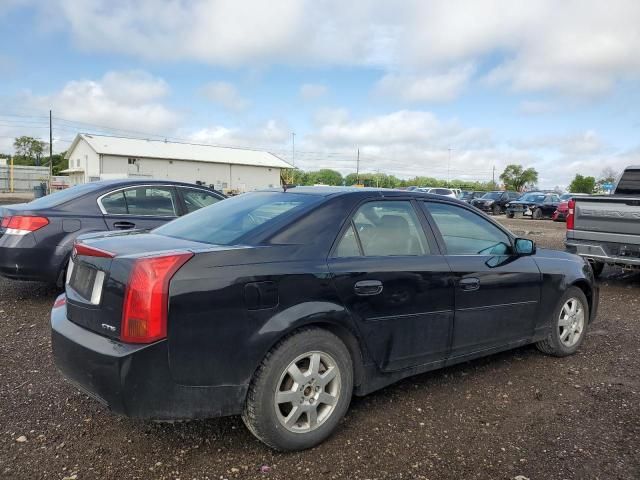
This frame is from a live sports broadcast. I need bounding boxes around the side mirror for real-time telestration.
[514,238,536,255]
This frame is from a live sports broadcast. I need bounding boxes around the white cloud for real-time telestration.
[24,0,636,97]
[374,65,474,102]
[187,119,290,149]
[200,81,249,111]
[518,100,557,115]
[299,83,328,100]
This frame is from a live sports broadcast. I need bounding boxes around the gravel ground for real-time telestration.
[1,217,639,480]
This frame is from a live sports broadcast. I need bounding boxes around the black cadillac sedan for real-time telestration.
[0,179,224,285]
[51,187,598,451]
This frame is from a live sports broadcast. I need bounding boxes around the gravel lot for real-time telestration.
[1,217,639,480]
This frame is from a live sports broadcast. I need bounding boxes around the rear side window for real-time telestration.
[124,187,178,216]
[334,201,429,257]
[615,169,640,195]
[100,191,127,214]
[424,202,511,255]
[181,188,222,214]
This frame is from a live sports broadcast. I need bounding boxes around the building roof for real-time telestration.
[65,133,292,169]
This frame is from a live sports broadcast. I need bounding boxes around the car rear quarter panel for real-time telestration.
[166,245,360,387]
[532,250,597,337]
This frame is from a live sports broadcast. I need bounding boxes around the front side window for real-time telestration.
[123,186,178,216]
[334,201,429,257]
[181,188,222,214]
[424,202,511,255]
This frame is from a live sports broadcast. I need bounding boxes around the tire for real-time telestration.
[589,260,605,278]
[492,204,502,215]
[242,328,353,451]
[532,208,543,220]
[506,212,515,219]
[536,286,589,357]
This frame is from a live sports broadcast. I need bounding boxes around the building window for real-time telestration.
[128,158,138,165]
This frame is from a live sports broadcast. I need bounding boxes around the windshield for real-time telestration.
[560,193,572,201]
[154,191,323,245]
[519,193,545,202]
[482,192,502,200]
[25,183,101,208]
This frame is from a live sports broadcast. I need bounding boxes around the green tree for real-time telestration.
[13,136,47,166]
[308,169,343,185]
[499,164,538,191]
[569,174,596,194]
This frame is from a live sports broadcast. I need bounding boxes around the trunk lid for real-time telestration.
[574,196,640,236]
[65,231,213,339]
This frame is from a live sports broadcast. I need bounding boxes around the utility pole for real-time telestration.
[291,132,296,167]
[356,148,360,185]
[492,165,496,186]
[49,110,53,193]
[447,147,452,186]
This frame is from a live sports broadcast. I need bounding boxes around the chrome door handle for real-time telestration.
[354,280,384,296]
[459,277,480,291]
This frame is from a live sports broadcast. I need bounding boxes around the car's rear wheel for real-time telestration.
[536,287,589,357]
[242,328,353,451]
[532,208,543,220]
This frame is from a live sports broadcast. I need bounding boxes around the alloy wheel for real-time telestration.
[558,297,585,347]
[274,351,341,433]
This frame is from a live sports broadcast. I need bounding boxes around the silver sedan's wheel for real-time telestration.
[558,298,585,347]
[275,351,341,433]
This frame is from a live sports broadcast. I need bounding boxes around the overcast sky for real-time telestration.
[1,0,640,187]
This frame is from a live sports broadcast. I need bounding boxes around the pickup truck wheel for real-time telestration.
[492,204,501,215]
[536,287,589,357]
[242,328,353,451]
[532,208,543,220]
[589,261,605,278]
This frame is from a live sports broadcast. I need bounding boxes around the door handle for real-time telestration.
[459,277,480,291]
[113,221,135,230]
[354,280,384,296]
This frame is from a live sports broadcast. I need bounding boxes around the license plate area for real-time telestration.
[67,258,106,305]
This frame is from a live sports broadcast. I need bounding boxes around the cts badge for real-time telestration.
[101,323,116,332]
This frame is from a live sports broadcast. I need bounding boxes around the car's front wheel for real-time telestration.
[492,204,501,215]
[536,287,589,357]
[242,328,353,451]
[506,211,515,218]
[532,208,543,219]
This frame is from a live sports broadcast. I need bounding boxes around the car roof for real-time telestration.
[257,185,468,202]
[87,178,213,189]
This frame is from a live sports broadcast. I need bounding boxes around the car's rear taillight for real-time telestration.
[566,199,575,230]
[0,216,49,235]
[121,252,193,344]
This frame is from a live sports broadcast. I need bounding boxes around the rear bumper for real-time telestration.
[565,238,640,268]
[51,298,247,420]
[0,235,65,282]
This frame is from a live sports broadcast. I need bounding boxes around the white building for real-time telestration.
[62,133,291,193]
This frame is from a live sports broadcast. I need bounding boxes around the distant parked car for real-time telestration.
[459,191,486,203]
[470,191,520,215]
[506,192,560,219]
[553,193,589,221]
[417,187,457,198]
[0,179,225,285]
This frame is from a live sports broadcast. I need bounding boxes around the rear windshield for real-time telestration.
[154,191,323,245]
[26,182,100,208]
[615,169,640,195]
